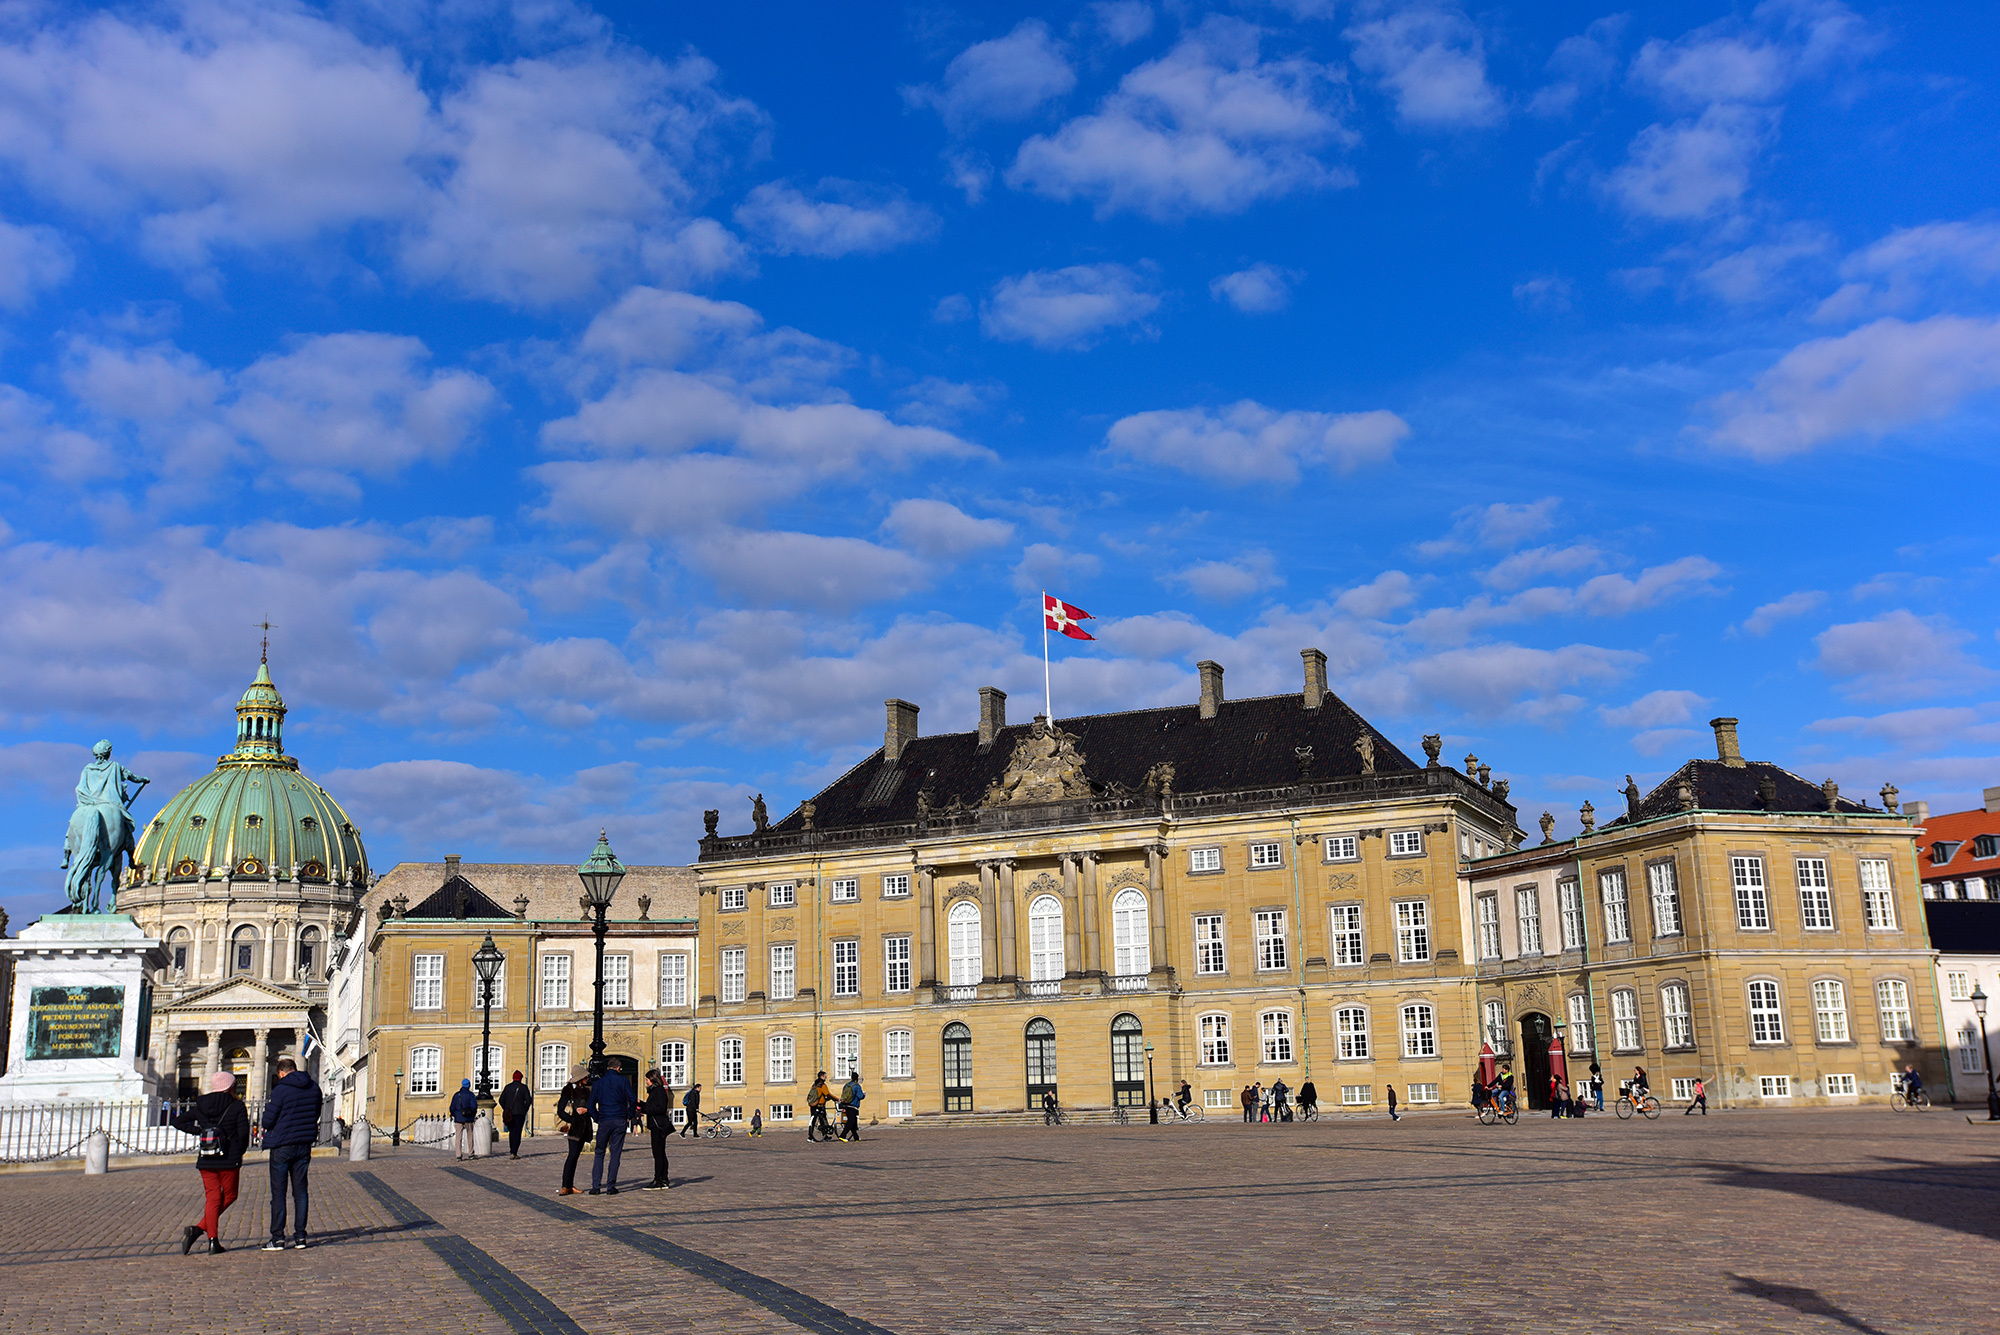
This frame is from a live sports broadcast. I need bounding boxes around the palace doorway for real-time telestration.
[1025,1018,1057,1108]
[1519,1013,1553,1110]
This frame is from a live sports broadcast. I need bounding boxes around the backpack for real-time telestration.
[196,1109,227,1160]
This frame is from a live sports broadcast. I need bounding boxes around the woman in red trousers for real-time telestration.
[172,1071,253,1254]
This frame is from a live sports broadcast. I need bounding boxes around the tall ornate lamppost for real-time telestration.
[392,1068,403,1147]
[1972,984,1998,1121]
[577,831,626,1076]
[1144,1041,1157,1124]
[472,931,504,1109]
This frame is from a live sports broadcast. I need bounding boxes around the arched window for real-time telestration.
[166,927,191,976]
[537,1043,570,1092]
[408,1045,441,1095]
[1198,1012,1230,1065]
[1110,1013,1145,1107]
[884,1029,913,1080]
[1565,994,1594,1052]
[943,1022,973,1111]
[1611,989,1642,1051]
[1661,982,1693,1048]
[717,1036,745,1085]
[1260,1010,1294,1063]
[768,1034,795,1084]
[948,901,982,986]
[1400,1004,1437,1058]
[1025,1017,1057,1102]
[832,1030,860,1080]
[1027,895,1064,981]
[297,926,321,979]
[1112,889,1150,976]
[231,925,260,975]
[1482,999,1509,1052]
[1336,1005,1369,1059]
[1748,980,1785,1044]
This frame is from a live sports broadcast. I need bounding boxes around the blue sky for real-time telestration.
[3,0,1998,923]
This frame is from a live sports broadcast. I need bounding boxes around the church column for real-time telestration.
[1146,844,1169,975]
[1080,852,1103,977]
[996,860,1018,982]
[250,1028,270,1103]
[1059,857,1083,977]
[977,862,999,984]
[204,1031,221,1083]
[917,864,938,989]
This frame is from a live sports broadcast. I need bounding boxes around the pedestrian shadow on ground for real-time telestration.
[1728,1275,1888,1334]
[1698,1156,2000,1246]
[669,1175,714,1188]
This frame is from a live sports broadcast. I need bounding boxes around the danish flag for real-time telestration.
[1044,593,1094,640]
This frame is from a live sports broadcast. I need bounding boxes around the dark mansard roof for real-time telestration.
[1606,758,1877,828]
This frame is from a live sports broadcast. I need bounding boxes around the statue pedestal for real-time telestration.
[0,914,165,1105]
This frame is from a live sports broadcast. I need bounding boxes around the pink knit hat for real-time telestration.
[209,1071,236,1093]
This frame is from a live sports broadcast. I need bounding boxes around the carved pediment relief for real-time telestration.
[1106,868,1148,889]
[982,720,1091,807]
[945,881,980,901]
[1025,873,1061,896]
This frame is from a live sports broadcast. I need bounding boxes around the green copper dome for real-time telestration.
[133,659,369,887]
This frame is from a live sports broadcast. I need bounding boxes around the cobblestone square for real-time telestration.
[2,1108,1995,1334]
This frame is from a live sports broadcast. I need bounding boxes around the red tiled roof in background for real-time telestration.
[1917,802,2000,881]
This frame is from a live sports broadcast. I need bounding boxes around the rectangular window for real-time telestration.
[470,959,504,1011]
[1647,861,1682,936]
[1797,858,1833,930]
[1960,1024,1986,1074]
[769,945,796,1002]
[832,940,859,997]
[720,885,746,911]
[1733,856,1770,929]
[1860,859,1897,929]
[1330,904,1364,966]
[885,1028,913,1079]
[1194,915,1226,974]
[1758,1075,1792,1099]
[1812,979,1849,1042]
[1600,869,1631,944]
[467,1048,501,1092]
[832,1031,860,1079]
[767,1034,795,1084]
[882,873,910,898]
[1190,846,1222,873]
[1567,993,1595,1052]
[1946,970,1971,1001]
[1249,841,1283,870]
[884,937,912,993]
[830,878,858,903]
[1661,983,1693,1049]
[538,1043,569,1092]
[768,882,795,908]
[1400,1004,1437,1058]
[1825,1073,1857,1096]
[1483,1000,1509,1053]
[1748,980,1785,1043]
[1876,979,1913,1041]
[603,953,630,1007]
[1408,1083,1440,1104]
[1612,990,1642,1051]
[886,1099,912,1118]
[411,954,444,1010]
[1199,1013,1231,1065]
[1254,910,1288,971]
[1336,1006,1370,1059]
[1388,829,1424,857]
[1476,894,1502,960]
[1394,901,1431,963]
[1324,834,1358,861]
[1341,1084,1372,1106]
[1204,1088,1233,1108]
[720,948,746,1004]
[658,1040,687,1088]
[1261,1011,1294,1063]
[718,1037,744,1085]
[1671,1077,1697,1101]
[409,1046,441,1095]
[1558,880,1586,951]
[769,1104,795,1121]
[659,953,688,1008]
[719,1106,744,1123]
[1515,887,1542,956]
[540,954,570,1009]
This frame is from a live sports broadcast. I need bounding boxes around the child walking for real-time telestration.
[750,1109,763,1136]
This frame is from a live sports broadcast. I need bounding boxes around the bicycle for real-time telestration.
[1615,1085,1661,1120]
[805,1107,837,1141]
[1476,1097,1518,1125]
[1890,1081,1931,1111]
[1041,1103,1068,1126]
[700,1112,734,1138]
[1154,1100,1205,1124]
[1299,1104,1320,1122]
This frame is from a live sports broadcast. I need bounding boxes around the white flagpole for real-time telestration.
[1042,591,1053,723]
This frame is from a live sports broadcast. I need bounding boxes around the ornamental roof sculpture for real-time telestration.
[981,718,1092,807]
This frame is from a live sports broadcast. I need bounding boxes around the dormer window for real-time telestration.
[1974,835,1998,860]
[300,816,317,831]
[245,814,262,828]
[1931,841,1962,865]
[189,814,206,827]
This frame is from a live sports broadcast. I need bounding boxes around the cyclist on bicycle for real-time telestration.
[1042,1090,1060,1125]
[1175,1080,1194,1117]
[1901,1066,1925,1103]
[1297,1079,1317,1118]
[1630,1066,1650,1101]
[1495,1067,1515,1114]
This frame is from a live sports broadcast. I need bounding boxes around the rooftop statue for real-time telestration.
[63,740,149,913]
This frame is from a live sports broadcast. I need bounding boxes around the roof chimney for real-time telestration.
[978,687,1007,749]
[1197,660,1224,720]
[1709,717,1745,768]
[1985,785,2000,814]
[1907,799,1930,825]
[444,854,461,881]
[1301,648,1327,712]
[885,699,920,765]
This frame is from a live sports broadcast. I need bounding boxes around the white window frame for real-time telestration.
[830,878,859,903]
[540,953,571,1010]
[1825,1073,1857,1096]
[470,958,506,1011]
[1611,989,1642,1052]
[1407,1083,1440,1104]
[1336,1005,1370,1060]
[1558,879,1586,951]
[1647,860,1683,937]
[412,953,444,1010]
[1330,903,1364,966]
[1860,859,1897,929]
[1394,900,1430,963]
[1254,909,1288,971]
[1323,834,1358,862]
[1198,1012,1231,1066]
[1813,979,1850,1043]
[1111,889,1151,976]
[720,885,746,912]
[1566,993,1595,1052]
[883,936,912,993]
[1194,914,1226,975]
[1515,886,1543,956]
[1960,1023,1986,1074]
[1260,1010,1294,1063]
[832,939,860,997]
[1946,970,1971,1002]
[1748,980,1785,1044]
[885,1028,913,1080]
[1661,982,1692,1049]
[720,948,747,1004]
[659,952,689,1008]
[769,945,796,1002]
[1483,999,1509,1053]
[1341,1084,1372,1106]
[538,1042,570,1092]
[1476,894,1502,960]
[1249,841,1284,870]
[1190,846,1222,874]
[1758,1075,1792,1099]
[1875,978,1913,1041]
[1732,856,1770,930]
[718,1036,744,1085]
[1797,857,1834,930]
[767,1033,795,1084]
[658,1040,687,1088]
[768,881,795,908]
[409,1045,441,1095]
[602,952,630,1008]
[882,873,911,899]
[1027,895,1065,982]
[1388,829,1424,858]
[1600,868,1631,944]
[832,1030,860,1080]
[948,901,981,986]
[472,1044,503,1087]
[1400,1003,1437,1058]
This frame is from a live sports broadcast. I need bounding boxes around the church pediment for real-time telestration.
[165,975,310,1013]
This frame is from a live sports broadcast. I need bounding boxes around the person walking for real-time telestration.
[1271,1079,1290,1122]
[1386,1084,1400,1122]
[1550,1075,1565,1120]
[260,1056,321,1251]
[173,1071,251,1255]
[839,1072,865,1142]
[808,1071,834,1142]
[1298,1079,1318,1118]
[641,1069,672,1189]
[1685,1076,1708,1115]
[450,1079,479,1159]
[750,1108,763,1137]
[588,1058,635,1195]
[680,1082,702,1136]
[555,1065,592,1196]
[498,1071,532,1158]
[1241,1084,1256,1123]
[1590,1067,1604,1112]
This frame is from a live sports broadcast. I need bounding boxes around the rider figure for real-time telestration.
[1901,1065,1925,1101]
[1042,1090,1059,1125]
[64,740,149,912]
[1631,1065,1650,1100]
[1175,1080,1193,1116]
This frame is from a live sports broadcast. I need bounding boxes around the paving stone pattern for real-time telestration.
[1,1108,1996,1333]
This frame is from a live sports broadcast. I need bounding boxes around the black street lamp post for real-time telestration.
[1145,1041,1157,1124]
[472,931,504,1110]
[1973,984,1998,1121]
[392,1068,403,1147]
[576,831,627,1076]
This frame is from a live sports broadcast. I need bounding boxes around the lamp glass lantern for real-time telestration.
[472,931,504,1104]
[1973,983,1989,1020]
[577,831,627,909]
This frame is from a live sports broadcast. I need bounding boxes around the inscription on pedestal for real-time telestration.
[27,985,125,1060]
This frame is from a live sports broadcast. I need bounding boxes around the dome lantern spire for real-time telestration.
[226,649,290,767]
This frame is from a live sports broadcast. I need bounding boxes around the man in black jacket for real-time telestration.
[680,1082,701,1136]
[641,1069,672,1190]
[261,1057,322,1250]
[498,1071,532,1158]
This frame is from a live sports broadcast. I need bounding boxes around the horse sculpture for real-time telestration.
[61,740,149,914]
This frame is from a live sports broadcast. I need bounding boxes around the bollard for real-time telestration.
[83,1128,110,1175]
[350,1117,372,1161]
[473,1110,494,1158]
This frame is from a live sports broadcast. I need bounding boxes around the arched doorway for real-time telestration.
[1110,1013,1145,1107]
[1519,1012,1553,1110]
[943,1023,973,1111]
[1025,1018,1057,1107]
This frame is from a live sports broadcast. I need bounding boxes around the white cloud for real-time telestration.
[1105,400,1408,484]
[1012,543,1101,594]
[981,263,1162,350]
[892,376,1006,427]
[1345,3,1505,129]
[1694,228,1834,303]
[931,293,974,324]
[734,179,939,258]
[1209,263,1301,313]
[1814,219,2000,323]
[1163,551,1281,602]
[1335,570,1417,620]
[881,499,1014,561]
[1529,15,1627,118]
[1606,103,1774,221]
[683,528,933,611]
[1090,3,1156,47]
[1399,643,1641,720]
[1008,17,1354,219]
[1573,556,1724,615]
[904,20,1076,131]
[1741,589,1826,635]
[1808,705,2000,753]
[1812,610,1993,701]
[1706,315,2000,458]
[0,218,72,307]
[1416,498,1561,557]
[1599,688,1711,729]
[1512,274,1572,311]
[1480,543,1606,590]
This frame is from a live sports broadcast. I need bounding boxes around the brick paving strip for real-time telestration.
[440,1166,899,1335]
[354,1172,588,1335]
